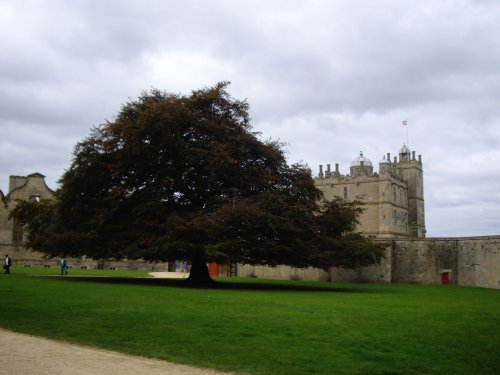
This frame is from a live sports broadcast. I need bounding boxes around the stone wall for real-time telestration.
[237,236,500,289]
[237,264,330,281]
[330,252,392,284]
[390,238,457,285]
[456,237,500,289]
[3,236,499,289]
[387,237,500,289]
[1,244,169,272]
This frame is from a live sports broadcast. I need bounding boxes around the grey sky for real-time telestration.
[1,0,499,237]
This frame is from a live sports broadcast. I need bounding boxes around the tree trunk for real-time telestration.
[186,255,215,285]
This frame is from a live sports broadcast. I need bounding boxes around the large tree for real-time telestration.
[11,83,384,283]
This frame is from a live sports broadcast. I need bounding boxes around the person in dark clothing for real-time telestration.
[4,255,12,274]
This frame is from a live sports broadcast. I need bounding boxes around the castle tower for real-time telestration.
[393,145,426,237]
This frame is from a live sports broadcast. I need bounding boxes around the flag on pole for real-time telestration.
[402,120,407,126]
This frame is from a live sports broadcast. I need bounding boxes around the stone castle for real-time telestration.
[1,146,499,289]
[241,145,498,289]
[314,144,425,238]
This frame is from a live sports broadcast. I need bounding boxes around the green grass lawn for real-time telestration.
[0,267,499,375]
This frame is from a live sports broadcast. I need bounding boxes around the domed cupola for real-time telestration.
[350,151,374,177]
[379,155,390,164]
[351,151,373,167]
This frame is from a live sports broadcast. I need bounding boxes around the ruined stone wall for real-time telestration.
[0,173,54,244]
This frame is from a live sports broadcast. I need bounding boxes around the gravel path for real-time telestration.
[0,329,233,375]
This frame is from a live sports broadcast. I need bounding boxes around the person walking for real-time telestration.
[4,255,12,274]
[60,258,68,276]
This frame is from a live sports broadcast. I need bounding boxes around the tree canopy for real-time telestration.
[11,83,384,283]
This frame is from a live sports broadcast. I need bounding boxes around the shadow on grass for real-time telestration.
[41,275,368,293]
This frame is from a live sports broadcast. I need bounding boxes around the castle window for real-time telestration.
[343,187,348,200]
[12,220,24,244]
[30,195,41,202]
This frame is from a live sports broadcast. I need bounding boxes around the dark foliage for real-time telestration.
[11,83,384,283]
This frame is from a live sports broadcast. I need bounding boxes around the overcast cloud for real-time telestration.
[1,0,499,237]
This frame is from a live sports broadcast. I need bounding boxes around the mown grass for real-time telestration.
[0,267,499,375]
[10,266,150,278]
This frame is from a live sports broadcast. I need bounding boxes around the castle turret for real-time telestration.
[379,155,391,174]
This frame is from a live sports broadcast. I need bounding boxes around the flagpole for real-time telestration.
[406,120,409,149]
[402,119,409,148]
